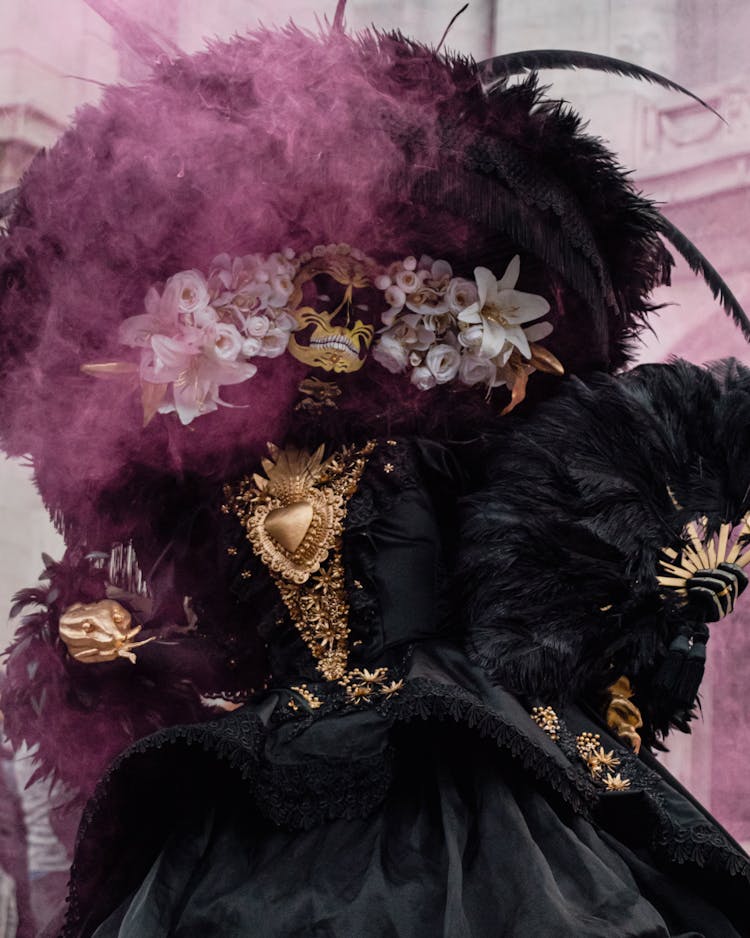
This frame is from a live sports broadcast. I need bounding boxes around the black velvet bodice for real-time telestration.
[225,438,464,685]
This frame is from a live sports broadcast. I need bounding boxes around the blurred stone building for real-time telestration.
[1,0,749,846]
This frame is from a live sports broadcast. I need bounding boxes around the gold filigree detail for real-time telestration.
[531,705,560,741]
[226,441,376,680]
[59,599,155,664]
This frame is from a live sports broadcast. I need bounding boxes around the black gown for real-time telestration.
[63,367,750,938]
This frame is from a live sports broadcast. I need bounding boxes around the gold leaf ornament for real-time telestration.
[59,599,155,664]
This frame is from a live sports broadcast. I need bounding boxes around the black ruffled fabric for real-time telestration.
[66,641,750,937]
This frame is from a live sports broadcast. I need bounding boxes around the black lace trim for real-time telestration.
[538,709,750,885]
[650,816,750,879]
[254,748,395,829]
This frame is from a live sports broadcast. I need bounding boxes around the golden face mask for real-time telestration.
[287,254,376,373]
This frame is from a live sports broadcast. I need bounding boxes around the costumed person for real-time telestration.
[1,2,750,935]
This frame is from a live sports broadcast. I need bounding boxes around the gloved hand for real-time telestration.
[686,561,748,622]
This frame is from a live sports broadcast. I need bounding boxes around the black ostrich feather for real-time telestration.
[655,213,750,342]
[478,50,722,120]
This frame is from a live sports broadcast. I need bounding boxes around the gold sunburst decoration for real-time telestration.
[657,514,750,600]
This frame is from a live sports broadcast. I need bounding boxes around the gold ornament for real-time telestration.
[59,599,155,664]
[530,705,560,741]
[287,251,376,373]
[602,772,631,791]
[605,676,643,754]
[227,441,376,680]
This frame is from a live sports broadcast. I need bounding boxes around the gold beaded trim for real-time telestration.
[225,440,376,680]
[530,705,560,741]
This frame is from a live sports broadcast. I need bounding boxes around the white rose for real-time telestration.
[372,332,410,373]
[259,327,290,358]
[446,277,479,314]
[425,343,461,384]
[245,316,270,338]
[411,365,437,391]
[166,270,211,321]
[206,322,243,361]
[459,353,497,387]
[395,269,420,293]
[384,284,406,310]
[241,337,263,358]
[458,323,483,350]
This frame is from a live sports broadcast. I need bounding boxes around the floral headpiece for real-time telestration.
[85,243,562,426]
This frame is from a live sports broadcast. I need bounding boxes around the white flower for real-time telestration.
[205,322,243,362]
[267,274,294,308]
[259,327,290,358]
[384,285,406,312]
[140,331,256,425]
[372,331,410,373]
[395,269,420,293]
[245,315,270,338]
[411,365,437,391]
[241,337,263,358]
[425,344,460,384]
[524,321,554,343]
[458,256,550,360]
[430,259,453,281]
[164,270,213,326]
[458,353,498,387]
[457,323,483,351]
[274,311,297,333]
[446,277,479,314]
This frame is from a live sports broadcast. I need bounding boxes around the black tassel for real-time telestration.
[653,626,691,699]
[674,626,709,711]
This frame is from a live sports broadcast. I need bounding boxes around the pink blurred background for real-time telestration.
[1,0,749,933]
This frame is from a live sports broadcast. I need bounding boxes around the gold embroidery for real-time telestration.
[226,441,376,680]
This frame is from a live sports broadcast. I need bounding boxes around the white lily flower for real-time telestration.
[458,256,550,360]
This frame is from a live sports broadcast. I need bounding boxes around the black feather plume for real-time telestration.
[478,50,722,120]
[655,213,750,342]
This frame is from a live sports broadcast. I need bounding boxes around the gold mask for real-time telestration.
[287,254,376,373]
